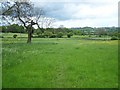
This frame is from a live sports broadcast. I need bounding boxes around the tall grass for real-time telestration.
[2,37,118,88]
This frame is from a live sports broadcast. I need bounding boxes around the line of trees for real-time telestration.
[1,24,25,33]
[1,24,119,39]
[33,27,73,38]
[71,27,119,38]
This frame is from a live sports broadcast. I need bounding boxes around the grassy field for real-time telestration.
[0,38,2,89]
[2,33,118,88]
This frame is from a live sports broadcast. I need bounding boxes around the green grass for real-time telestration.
[2,36,118,88]
[1,33,28,38]
[0,38,2,89]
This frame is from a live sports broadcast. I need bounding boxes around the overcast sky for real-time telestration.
[31,0,119,28]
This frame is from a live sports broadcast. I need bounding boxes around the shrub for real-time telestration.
[13,34,17,38]
[36,31,42,36]
[38,34,46,38]
[57,32,63,38]
[44,31,52,38]
[118,33,120,39]
[111,36,118,40]
[0,36,4,38]
[67,32,73,38]
[49,34,57,38]
[99,35,102,37]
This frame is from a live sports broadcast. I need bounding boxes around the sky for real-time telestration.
[31,0,119,28]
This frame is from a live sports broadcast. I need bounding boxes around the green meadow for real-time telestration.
[2,33,118,88]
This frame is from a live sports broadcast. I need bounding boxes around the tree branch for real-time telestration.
[36,23,44,33]
[2,3,16,15]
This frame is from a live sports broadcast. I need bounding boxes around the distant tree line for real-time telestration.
[1,24,119,39]
[71,27,119,39]
[1,24,25,33]
[33,27,73,38]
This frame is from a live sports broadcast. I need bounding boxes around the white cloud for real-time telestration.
[31,0,119,3]
[54,17,118,28]
[31,0,119,27]
[72,3,117,19]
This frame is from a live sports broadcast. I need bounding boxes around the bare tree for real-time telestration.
[1,1,44,43]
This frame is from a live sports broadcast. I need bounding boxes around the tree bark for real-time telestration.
[27,29,32,43]
[27,24,33,43]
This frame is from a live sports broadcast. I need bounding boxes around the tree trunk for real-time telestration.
[27,28,32,43]
[27,20,35,43]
